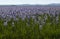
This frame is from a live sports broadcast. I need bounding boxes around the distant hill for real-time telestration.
[46,3,60,7]
[10,3,60,7]
[0,3,60,7]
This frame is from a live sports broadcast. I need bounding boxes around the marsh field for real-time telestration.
[0,5,60,39]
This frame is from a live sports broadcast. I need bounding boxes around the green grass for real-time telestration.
[0,13,60,39]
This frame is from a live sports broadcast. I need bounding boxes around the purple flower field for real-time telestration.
[0,6,60,19]
[0,5,60,39]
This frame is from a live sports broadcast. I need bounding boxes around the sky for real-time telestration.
[0,0,60,5]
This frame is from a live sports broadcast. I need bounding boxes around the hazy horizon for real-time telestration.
[0,0,59,5]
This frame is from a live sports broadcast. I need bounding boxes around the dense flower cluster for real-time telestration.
[0,6,60,20]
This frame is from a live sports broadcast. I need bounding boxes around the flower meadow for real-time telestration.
[0,13,60,39]
[0,6,60,39]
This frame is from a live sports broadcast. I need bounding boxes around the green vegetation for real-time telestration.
[0,13,60,39]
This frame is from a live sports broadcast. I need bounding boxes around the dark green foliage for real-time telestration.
[0,13,60,39]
